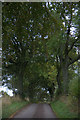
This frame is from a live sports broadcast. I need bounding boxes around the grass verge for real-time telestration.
[51,97,78,118]
[2,96,29,118]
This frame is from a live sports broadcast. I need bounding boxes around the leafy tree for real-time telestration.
[2,2,60,99]
[2,2,80,101]
[47,2,80,94]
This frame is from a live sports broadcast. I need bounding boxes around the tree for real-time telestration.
[47,2,80,94]
[2,2,60,99]
[2,2,79,101]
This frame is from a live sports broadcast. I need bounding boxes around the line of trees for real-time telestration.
[2,2,80,101]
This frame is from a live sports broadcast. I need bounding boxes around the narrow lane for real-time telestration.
[13,103,38,118]
[13,103,57,118]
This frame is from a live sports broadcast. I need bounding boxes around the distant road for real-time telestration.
[13,103,58,118]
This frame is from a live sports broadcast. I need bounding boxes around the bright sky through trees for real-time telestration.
[0,86,13,97]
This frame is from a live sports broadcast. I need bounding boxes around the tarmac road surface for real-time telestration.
[13,103,58,118]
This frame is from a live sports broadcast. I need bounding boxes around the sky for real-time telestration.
[0,86,13,97]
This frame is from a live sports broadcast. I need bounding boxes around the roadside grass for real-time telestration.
[51,96,78,119]
[2,96,29,118]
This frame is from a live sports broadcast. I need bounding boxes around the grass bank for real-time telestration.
[51,96,78,118]
[2,95,29,118]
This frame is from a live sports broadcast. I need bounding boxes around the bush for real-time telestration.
[69,76,80,99]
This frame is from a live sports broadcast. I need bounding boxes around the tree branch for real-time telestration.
[68,39,79,53]
[65,3,72,56]
[68,54,80,66]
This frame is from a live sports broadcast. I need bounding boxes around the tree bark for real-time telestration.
[56,56,62,95]
[56,70,62,95]
[62,61,69,94]
[18,70,24,99]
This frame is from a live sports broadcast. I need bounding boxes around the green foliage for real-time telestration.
[51,100,78,118]
[2,95,29,118]
[2,101,28,118]
[69,76,79,99]
[47,65,57,87]
[2,2,80,101]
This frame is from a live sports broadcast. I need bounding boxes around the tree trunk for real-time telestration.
[50,95,53,101]
[18,71,24,99]
[62,62,69,94]
[56,56,62,95]
[56,69,62,95]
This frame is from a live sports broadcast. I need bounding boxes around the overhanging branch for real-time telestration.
[68,39,79,53]
[68,54,80,66]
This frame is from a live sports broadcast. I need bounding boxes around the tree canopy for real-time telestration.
[2,2,80,101]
